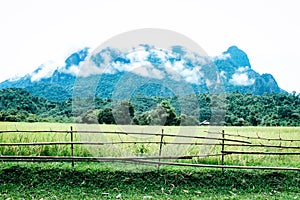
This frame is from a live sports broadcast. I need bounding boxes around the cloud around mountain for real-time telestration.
[27,44,249,86]
[0,45,284,101]
[77,44,208,85]
[28,44,270,88]
[229,67,255,86]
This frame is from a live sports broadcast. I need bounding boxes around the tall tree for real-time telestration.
[98,108,115,124]
[112,101,135,125]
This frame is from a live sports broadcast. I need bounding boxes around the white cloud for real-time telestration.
[229,73,255,86]
[75,45,207,85]
[150,67,165,79]
[59,65,80,76]
[237,66,250,73]
[131,65,149,78]
[130,64,165,79]
[220,71,226,78]
[213,53,231,61]
[206,79,212,87]
[77,60,106,77]
[127,48,149,63]
[30,61,58,82]
[164,62,182,82]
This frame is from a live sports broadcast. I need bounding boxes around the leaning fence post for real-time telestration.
[70,126,74,170]
[158,129,164,171]
[221,130,225,173]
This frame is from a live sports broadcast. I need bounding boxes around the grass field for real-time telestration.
[0,122,299,199]
[0,122,299,167]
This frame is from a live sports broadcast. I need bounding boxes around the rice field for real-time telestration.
[0,122,299,169]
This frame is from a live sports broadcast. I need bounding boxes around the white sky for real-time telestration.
[0,0,299,93]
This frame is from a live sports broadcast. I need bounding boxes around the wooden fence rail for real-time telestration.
[0,126,299,171]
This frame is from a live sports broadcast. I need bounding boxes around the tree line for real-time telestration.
[0,88,299,126]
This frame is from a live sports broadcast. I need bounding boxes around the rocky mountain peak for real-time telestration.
[224,45,251,68]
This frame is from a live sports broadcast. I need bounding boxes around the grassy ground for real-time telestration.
[0,122,299,199]
[0,162,299,199]
[0,122,299,167]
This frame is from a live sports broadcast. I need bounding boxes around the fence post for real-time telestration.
[158,129,164,171]
[221,130,225,173]
[70,126,74,170]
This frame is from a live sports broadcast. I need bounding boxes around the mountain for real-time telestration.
[215,46,283,95]
[0,45,284,101]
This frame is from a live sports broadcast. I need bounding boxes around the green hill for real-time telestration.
[0,88,299,126]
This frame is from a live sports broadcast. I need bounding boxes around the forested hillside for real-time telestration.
[0,88,299,126]
[0,88,72,122]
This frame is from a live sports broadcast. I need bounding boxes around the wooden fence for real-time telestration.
[0,127,299,171]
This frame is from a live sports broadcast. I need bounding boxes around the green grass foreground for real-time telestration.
[0,123,299,199]
[0,163,299,199]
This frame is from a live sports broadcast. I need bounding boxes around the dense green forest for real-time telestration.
[0,87,299,126]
